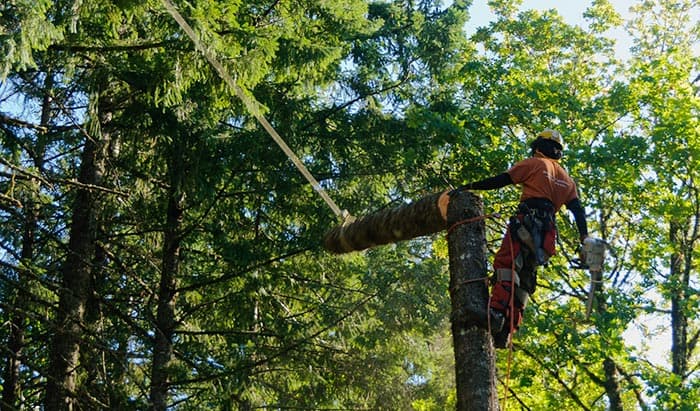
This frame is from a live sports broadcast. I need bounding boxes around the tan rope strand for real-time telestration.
[161,0,345,219]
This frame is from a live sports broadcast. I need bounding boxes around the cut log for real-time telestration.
[322,191,450,254]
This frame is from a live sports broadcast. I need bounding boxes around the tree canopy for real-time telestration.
[0,0,698,409]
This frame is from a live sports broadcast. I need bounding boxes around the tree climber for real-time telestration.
[452,129,589,348]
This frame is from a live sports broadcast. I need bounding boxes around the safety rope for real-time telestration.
[446,213,498,337]
[160,0,346,221]
[446,213,501,235]
[502,228,517,411]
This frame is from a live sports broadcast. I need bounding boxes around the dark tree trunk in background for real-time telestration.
[149,189,183,410]
[669,219,692,378]
[447,191,500,411]
[603,357,623,411]
[2,73,53,411]
[149,132,185,411]
[45,98,110,411]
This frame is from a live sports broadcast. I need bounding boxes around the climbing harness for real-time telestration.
[160,0,348,222]
[510,201,555,266]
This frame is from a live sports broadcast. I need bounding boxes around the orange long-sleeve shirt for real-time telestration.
[507,155,579,212]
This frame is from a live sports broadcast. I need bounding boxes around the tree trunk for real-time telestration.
[81,237,109,407]
[669,221,688,377]
[2,302,25,411]
[1,75,54,411]
[149,137,185,411]
[1,193,39,411]
[323,191,448,253]
[323,190,500,407]
[45,94,110,411]
[603,357,623,411]
[447,191,500,411]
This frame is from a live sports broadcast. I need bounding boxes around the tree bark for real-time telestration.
[603,357,623,411]
[447,191,500,411]
[149,134,185,411]
[669,220,688,377]
[322,191,448,253]
[45,98,110,410]
[1,72,53,411]
[1,205,35,411]
[322,190,500,407]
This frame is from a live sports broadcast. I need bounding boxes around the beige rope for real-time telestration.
[161,0,346,220]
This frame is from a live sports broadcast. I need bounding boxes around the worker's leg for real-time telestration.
[491,229,527,330]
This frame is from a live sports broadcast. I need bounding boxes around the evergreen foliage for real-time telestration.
[0,0,698,409]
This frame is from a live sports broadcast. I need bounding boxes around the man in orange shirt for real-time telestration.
[453,129,589,347]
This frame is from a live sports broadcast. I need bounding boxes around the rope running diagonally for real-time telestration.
[160,0,346,221]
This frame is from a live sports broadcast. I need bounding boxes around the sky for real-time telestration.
[465,0,637,28]
[464,0,634,60]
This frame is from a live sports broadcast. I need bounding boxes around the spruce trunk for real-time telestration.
[45,120,107,411]
[447,191,499,411]
[149,136,185,410]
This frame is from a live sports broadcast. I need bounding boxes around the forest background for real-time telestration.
[0,0,698,409]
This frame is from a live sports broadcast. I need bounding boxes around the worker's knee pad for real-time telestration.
[489,281,513,313]
[490,281,526,330]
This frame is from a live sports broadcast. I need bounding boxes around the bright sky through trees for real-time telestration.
[467,0,700,58]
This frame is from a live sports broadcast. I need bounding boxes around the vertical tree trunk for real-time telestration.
[603,357,623,411]
[149,137,185,411]
[669,221,688,377]
[585,253,626,410]
[81,237,109,407]
[447,191,499,411]
[322,190,500,407]
[2,73,53,411]
[1,204,36,411]
[2,302,25,411]
[45,94,110,411]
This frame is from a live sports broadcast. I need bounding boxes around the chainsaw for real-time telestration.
[571,237,608,319]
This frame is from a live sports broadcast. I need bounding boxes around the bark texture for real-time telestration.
[322,191,448,253]
[603,357,624,411]
[44,147,98,410]
[669,221,689,378]
[45,99,110,411]
[149,133,185,410]
[447,191,500,411]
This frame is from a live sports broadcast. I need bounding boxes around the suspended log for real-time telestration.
[322,191,450,254]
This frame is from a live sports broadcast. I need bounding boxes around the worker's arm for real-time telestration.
[566,198,588,242]
[456,172,514,191]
